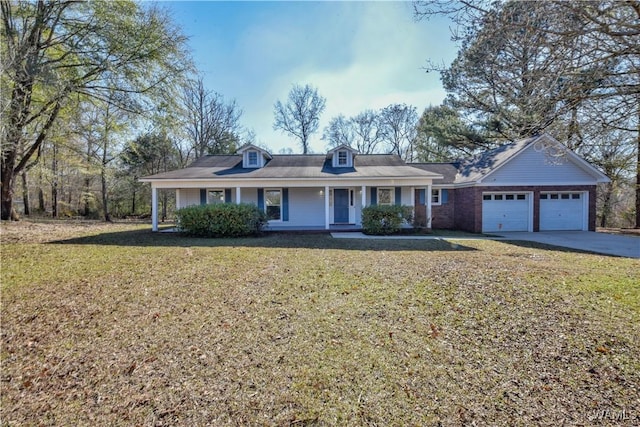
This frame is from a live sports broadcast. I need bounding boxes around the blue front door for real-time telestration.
[334,189,350,223]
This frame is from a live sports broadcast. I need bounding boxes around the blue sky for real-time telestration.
[163,1,458,154]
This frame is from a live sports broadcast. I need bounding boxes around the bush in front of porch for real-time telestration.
[362,205,413,235]
[176,203,267,237]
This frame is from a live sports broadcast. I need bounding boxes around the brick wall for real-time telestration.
[453,187,481,232]
[431,190,455,229]
[450,185,597,233]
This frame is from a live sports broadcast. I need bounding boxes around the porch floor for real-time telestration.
[265,224,362,232]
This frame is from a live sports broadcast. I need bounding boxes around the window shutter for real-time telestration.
[282,188,289,221]
[395,187,402,206]
[224,189,232,203]
[442,189,448,204]
[370,187,377,205]
[257,188,264,210]
[200,189,207,205]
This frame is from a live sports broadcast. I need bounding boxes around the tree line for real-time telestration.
[2,0,637,227]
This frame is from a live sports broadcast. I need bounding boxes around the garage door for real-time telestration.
[540,192,585,231]
[482,193,531,232]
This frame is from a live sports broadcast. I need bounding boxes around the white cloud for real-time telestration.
[231,2,456,153]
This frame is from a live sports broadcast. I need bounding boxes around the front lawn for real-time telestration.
[1,221,639,425]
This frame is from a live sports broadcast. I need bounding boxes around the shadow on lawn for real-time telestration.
[497,239,612,257]
[48,228,478,252]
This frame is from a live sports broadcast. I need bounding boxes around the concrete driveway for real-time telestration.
[495,231,640,258]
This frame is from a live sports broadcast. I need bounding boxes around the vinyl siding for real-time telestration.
[482,145,596,185]
[179,189,201,208]
[287,188,325,227]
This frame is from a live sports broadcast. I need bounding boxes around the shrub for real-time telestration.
[176,203,267,237]
[362,205,413,235]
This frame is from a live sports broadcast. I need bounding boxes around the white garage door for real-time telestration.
[540,192,585,231]
[482,193,531,232]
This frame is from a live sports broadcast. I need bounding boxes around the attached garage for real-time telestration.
[482,192,532,232]
[539,192,587,231]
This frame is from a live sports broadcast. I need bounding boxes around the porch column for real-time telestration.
[361,185,366,207]
[410,186,415,207]
[324,185,330,230]
[175,189,181,210]
[426,183,432,229]
[235,187,241,204]
[151,185,158,232]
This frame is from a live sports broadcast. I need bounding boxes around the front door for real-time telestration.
[414,188,427,227]
[334,189,349,223]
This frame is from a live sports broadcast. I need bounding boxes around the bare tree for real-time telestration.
[379,104,419,161]
[323,110,384,154]
[273,84,326,154]
[181,77,242,158]
[322,115,353,148]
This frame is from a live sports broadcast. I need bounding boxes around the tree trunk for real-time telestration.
[38,187,45,211]
[51,143,58,218]
[101,167,111,222]
[600,183,612,228]
[51,182,58,218]
[636,102,640,228]
[131,187,136,215]
[161,190,167,222]
[21,170,30,216]
[1,163,17,220]
[635,136,639,228]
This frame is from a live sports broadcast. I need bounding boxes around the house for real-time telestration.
[412,134,610,232]
[140,134,609,233]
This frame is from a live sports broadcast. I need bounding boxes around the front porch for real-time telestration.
[150,183,434,232]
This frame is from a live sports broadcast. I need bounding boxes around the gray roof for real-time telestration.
[410,163,460,185]
[410,136,538,185]
[142,154,442,180]
[454,136,535,183]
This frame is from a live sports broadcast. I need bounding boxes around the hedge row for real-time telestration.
[175,203,267,237]
[361,205,413,235]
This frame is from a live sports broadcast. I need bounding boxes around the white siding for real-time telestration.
[482,145,596,185]
[287,188,325,227]
[240,188,258,206]
[179,189,201,208]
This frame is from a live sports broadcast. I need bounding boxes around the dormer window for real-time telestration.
[248,151,258,166]
[337,151,347,166]
[328,144,357,168]
[238,144,272,168]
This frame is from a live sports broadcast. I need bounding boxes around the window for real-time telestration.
[571,193,581,199]
[494,194,503,200]
[540,194,548,199]
[517,194,526,200]
[337,151,348,166]
[432,189,441,205]
[561,194,570,200]
[505,194,515,200]
[350,189,355,207]
[208,190,224,204]
[248,151,258,166]
[378,188,393,205]
[550,194,559,199]
[265,189,281,220]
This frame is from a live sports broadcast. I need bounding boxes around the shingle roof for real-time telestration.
[454,136,535,183]
[142,154,442,180]
[410,135,539,185]
[410,163,460,185]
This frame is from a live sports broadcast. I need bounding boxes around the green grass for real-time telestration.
[1,221,639,426]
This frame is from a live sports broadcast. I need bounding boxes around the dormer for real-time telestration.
[236,144,272,168]
[327,144,358,168]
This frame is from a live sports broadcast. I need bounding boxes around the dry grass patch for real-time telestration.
[1,221,639,426]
